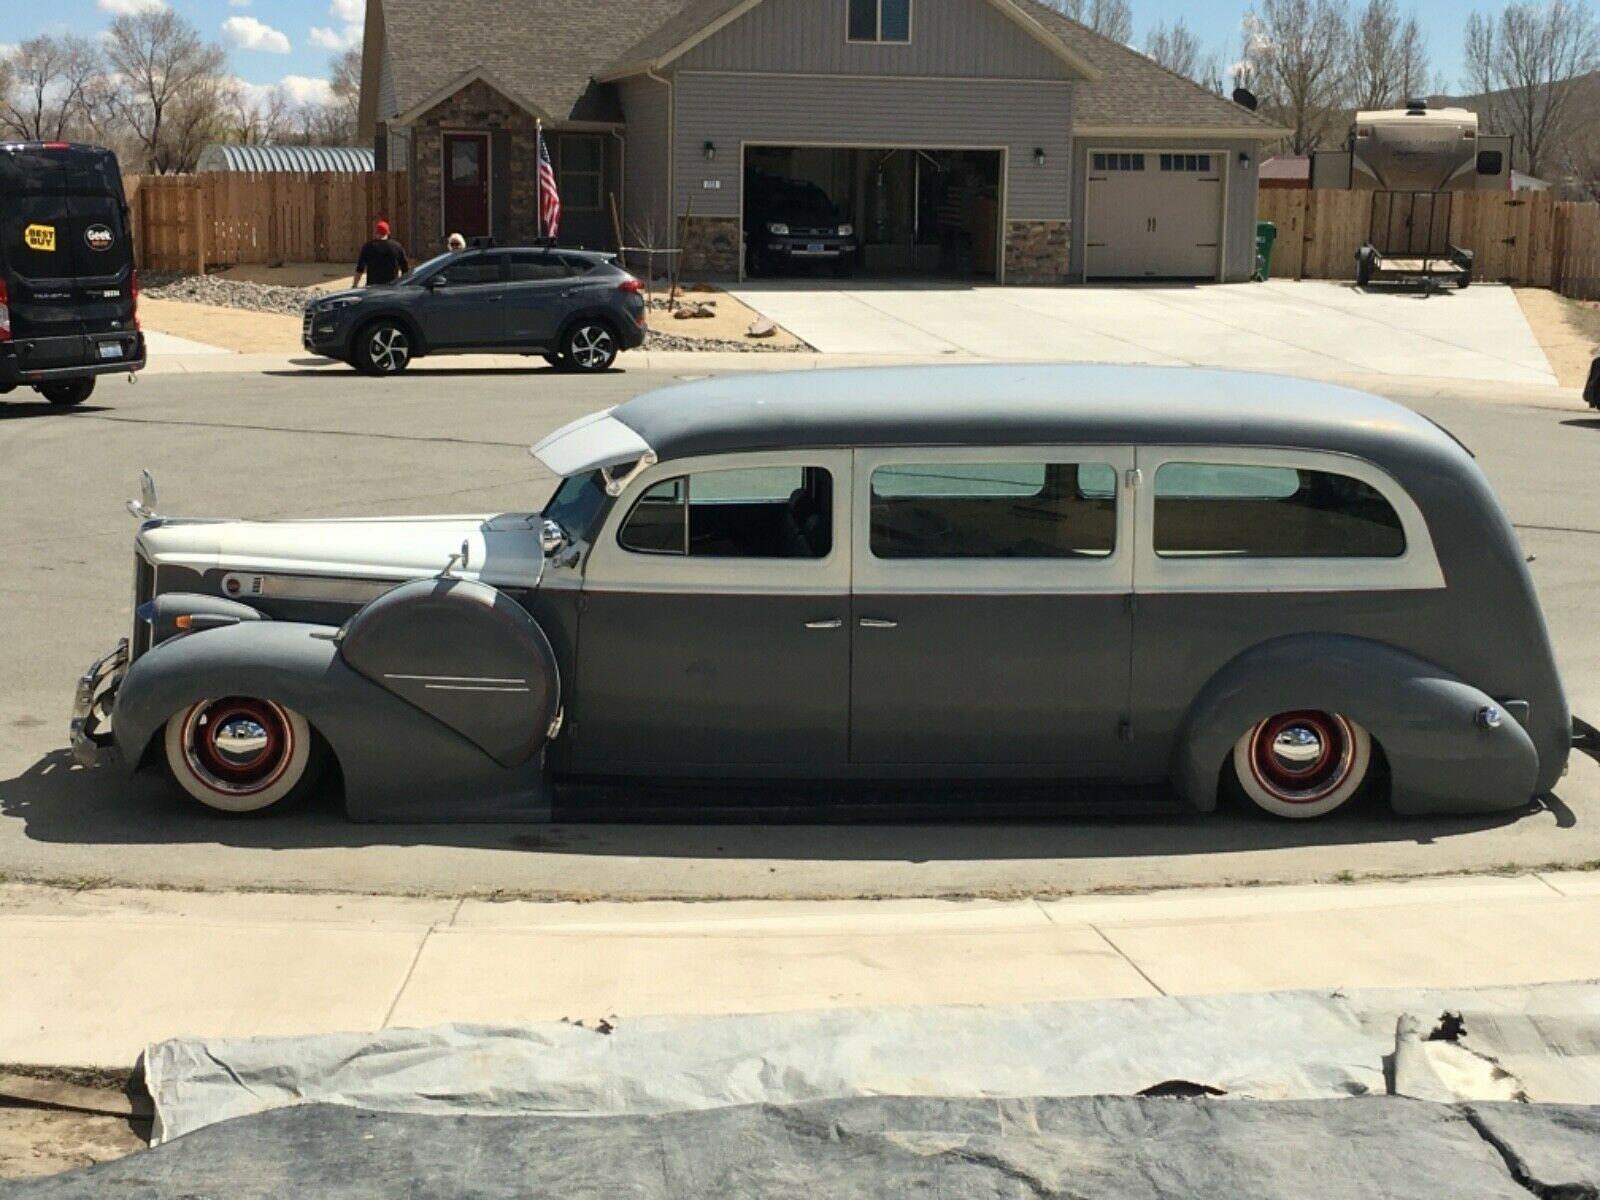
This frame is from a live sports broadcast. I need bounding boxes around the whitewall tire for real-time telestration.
[163,697,314,813]
[1232,710,1372,820]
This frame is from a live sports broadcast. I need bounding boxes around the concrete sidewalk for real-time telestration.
[5,873,1600,1068]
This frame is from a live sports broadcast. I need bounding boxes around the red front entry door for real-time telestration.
[442,133,490,239]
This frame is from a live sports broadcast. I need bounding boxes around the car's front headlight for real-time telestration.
[319,296,363,312]
[767,222,789,236]
[836,224,854,237]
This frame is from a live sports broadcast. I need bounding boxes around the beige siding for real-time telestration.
[619,75,674,246]
[1072,136,1261,282]
[672,72,1072,221]
[677,0,1077,80]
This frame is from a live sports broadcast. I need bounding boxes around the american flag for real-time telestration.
[536,128,561,239]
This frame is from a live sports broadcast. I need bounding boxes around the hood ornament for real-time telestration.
[126,470,158,520]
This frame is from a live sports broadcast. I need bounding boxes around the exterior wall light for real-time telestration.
[1034,147,1046,166]
[704,141,716,161]
[1239,151,1252,168]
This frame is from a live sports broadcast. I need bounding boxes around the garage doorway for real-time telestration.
[1083,149,1223,280]
[743,146,1002,282]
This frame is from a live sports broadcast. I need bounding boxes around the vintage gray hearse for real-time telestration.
[71,365,1587,821]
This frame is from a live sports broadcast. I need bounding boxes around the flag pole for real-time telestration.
[535,119,544,242]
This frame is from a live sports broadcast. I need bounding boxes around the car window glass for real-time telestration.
[440,254,500,286]
[618,467,832,559]
[508,252,571,282]
[542,471,608,542]
[870,462,1116,559]
[1153,462,1406,557]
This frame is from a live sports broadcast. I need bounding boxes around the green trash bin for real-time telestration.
[1254,220,1277,281]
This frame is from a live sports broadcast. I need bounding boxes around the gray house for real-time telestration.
[358,0,1286,283]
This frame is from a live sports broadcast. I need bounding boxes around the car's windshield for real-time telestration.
[542,470,609,542]
[403,252,454,283]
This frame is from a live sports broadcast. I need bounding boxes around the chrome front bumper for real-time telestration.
[69,638,128,768]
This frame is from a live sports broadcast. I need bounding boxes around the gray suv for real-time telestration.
[303,245,647,374]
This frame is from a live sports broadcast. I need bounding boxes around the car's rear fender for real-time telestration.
[112,620,546,820]
[1173,633,1543,815]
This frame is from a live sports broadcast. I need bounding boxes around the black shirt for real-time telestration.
[357,237,408,286]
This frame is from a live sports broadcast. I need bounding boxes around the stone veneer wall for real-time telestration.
[679,215,742,279]
[1004,220,1069,284]
[409,80,541,254]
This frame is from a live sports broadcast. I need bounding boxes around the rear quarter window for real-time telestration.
[1153,462,1406,558]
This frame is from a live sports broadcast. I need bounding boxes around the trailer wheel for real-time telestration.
[1356,247,1376,288]
[1456,269,1471,290]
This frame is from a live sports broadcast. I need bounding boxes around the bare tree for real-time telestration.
[225,83,293,144]
[1146,18,1202,78]
[1048,0,1135,44]
[0,34,103,141]
[1347,0,1430,109]
[1240,0,1350,153]
[102,8,230,172]
[1464,0,1600,177]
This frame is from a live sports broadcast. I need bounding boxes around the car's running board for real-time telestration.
[1572,716,1600,764]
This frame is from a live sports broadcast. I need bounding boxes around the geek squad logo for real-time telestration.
[85,224,115,252]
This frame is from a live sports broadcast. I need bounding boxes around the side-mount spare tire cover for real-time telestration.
[338,577,559,767]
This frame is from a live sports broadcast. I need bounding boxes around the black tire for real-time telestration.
[39,378,95,406]
[831,259,855,279]
[1355,248,1376,288]
[561,319,619,373]
[542,353,571,370]
[354,319,413,375]
[0,383,16,396]
[1457,270,1472,291]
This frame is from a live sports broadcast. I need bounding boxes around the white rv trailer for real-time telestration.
[1310,100,1513,288]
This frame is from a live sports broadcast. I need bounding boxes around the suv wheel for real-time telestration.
[39,378,96,406]
[357,320,412,375]
[0,383,15,396]
[562,320,618,372]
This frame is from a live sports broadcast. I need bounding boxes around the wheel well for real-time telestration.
[136,697,341,800]
[352,311,426,357]
[557,310,619,348]
[1215,716,1390,811]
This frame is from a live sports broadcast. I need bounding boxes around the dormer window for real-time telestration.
[848,0,910,43]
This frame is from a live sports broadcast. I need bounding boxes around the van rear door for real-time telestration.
[62,150,136,344]
[0,147,87,362]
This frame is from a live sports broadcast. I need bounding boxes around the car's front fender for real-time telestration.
[1173,633,1540,815]
[113,620,547,820]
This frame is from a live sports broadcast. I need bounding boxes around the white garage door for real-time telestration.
[1084,150,1223,279]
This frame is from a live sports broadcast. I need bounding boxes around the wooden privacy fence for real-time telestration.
[1257,188,1600,299]
[123,172,409,273]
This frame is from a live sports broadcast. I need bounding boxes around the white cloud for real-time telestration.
[228,0,252,7]
[278,74,334,106]
[97,0,167,14]
[223,15,291,53]
[309,24,362,49]
[0,43,18,60]
[330,0,365,23]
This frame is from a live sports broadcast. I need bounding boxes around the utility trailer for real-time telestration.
[1311,101,1511,291]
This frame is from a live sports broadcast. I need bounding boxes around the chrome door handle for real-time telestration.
[804,618,843,629]
[858,617,897,629]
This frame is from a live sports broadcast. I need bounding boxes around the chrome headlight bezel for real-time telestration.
[767,222,790,236]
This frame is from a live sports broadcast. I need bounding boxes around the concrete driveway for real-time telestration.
[728,279,1558,386]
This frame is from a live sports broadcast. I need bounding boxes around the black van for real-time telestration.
[1,141,145,406]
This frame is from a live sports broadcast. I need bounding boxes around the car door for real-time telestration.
[502,250,573,348]
[418,251,505,349]
[849,446,1136,772]
[571,451,852,774]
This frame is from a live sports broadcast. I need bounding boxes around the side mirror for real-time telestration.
[541,519,570,556]
[425,274,448,289]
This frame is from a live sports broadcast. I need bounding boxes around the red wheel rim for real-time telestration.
[182,698,294,797]
[1247,710,1354,804]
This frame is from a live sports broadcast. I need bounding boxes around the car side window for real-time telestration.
[618,466,833,559]
[439,254,501,286]
[1152,462,1406,557]
[869,462,1116,559]
[508,252,572,282]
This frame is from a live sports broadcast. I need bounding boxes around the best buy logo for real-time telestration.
[25,224,56,252]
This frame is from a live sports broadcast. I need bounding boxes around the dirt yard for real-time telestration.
[139,298,302,353]
[1516,287,1600,388]
[0,1072,148,1181]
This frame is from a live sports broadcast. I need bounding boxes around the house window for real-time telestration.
[848,0,910,43]
[1159,153,1213,172]
[1091,152,1145,171]
[556,134,603,212]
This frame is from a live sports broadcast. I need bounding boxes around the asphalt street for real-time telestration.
[1,364,1598,899]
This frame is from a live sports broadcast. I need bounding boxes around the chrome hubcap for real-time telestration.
[570,325,613,369]
[182,698,294,796]
[370,327,409,371]
[1248,710,1355,803]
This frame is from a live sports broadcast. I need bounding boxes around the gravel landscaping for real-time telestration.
[141,272,320,317]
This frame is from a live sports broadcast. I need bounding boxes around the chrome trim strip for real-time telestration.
[254,574,400,604]
[385,673,527,684]
[422,683,531,693]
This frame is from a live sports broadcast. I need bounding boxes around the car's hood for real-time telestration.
[136,513,545,589]
[311,287,367,307]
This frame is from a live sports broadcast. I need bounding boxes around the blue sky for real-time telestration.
[6,0,1485,97]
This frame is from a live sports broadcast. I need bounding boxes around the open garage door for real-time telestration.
[1084,150,1223,280]
[744,146,1001,281]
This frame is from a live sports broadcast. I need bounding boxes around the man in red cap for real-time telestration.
[353,219,408,288]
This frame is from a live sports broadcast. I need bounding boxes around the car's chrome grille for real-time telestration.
[132,550,155,660]
[301,308,313,342]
